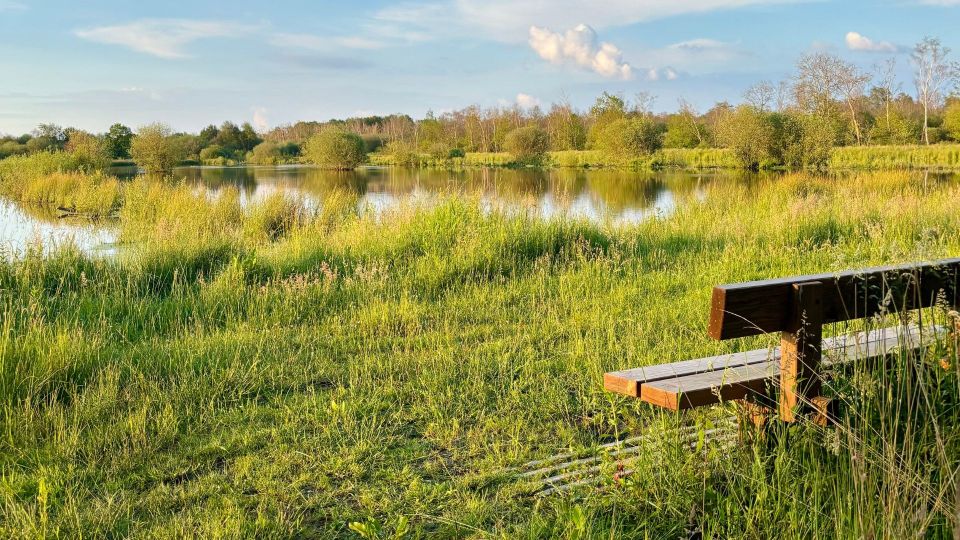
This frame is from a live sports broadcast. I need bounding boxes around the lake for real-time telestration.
[1,165,956,255]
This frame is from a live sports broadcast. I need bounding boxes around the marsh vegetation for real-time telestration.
[0,148,958,537]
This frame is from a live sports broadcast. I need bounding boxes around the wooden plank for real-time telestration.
[708,258,960,340]
[636,325,944,410]
[603,347,776,397]
[779,282,824,422]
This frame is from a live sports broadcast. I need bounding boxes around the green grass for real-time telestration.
[1,168,959,537]
[829,144,960,170]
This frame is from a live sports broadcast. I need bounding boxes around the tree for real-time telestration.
[247,141,283,165]
[32,124,67,149]
[213,122,243,155]
[871,58,900,135]
[503,126,549,164]
[744,81,776,112]
[130,123,187,172]
[545,102,587,151]
[794,52,870,145]
[104,123,133,159]
[303,130,366,170]
[595,117,663,160]
[65,131,110,170]
[943,99,960,142]
[911,37,959,145]
[239,122,262,153]
[716,105,775,169]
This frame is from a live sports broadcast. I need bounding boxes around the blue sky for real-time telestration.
[1,0,957,135]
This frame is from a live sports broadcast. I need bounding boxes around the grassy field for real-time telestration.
[370,145,960,171]
[1,157,959,537]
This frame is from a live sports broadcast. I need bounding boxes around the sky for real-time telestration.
[1,0,958,135]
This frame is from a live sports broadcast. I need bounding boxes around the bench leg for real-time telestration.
[780,282,824,422]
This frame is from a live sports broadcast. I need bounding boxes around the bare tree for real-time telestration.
[872,58,900,132]
[911,37,959,144]
[632,91,657,116]
[775,80,791,112]
[794,52,870,145]
[743,81,775,112]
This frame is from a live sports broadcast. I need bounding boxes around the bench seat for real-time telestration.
[605,325,946,411]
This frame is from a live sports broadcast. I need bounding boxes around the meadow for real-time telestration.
[0,154,959,538]
[369,144,960,171]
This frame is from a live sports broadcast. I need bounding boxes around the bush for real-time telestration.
[0,141,27,159]
[504,126,549,165]
[427,142,451,161]
[247,141,283,165]
[716,105,775,169]
[944,101,960,142]
[199,145,227,162]
[303,130,366,170]
[65,131,111,171]
[594,117,663,161]
[448,147,465,159]
[130,123,188,172]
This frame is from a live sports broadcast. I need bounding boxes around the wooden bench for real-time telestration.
[605,258,960,421]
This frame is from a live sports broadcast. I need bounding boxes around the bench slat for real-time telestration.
[606,325,944,410]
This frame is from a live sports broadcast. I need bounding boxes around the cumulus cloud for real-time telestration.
[528,24,632,79]
[253,107,269,131]
[75,19,256,59]
[646,67,679,81]
[515,93,541,108]
[845,32,898,53]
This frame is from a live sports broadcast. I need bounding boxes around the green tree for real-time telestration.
[239,122,262,153]
[587,92,627,148]
[716,105,775,169]
[104,124,134,159]
[214,122,243,155]
[662,114,703,148]
[943,99,960,142]
[65,130,110,170]
[247,141,283,165]
[303,130,366,170]
[504,126,549,165]
[130,123,187,172]
[595,117,663,160]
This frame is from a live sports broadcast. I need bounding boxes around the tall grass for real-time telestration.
[830,144,960,170]
[0,151,122,216]
[0,170,959,537]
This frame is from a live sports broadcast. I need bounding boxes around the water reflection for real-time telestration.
[162,165,737,224]
[0,199,118,257]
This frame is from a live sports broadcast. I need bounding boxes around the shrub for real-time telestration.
[504,126,549,165]
[247,141,283,165]
[130,123,188,172]
[944,101,960,142]
[383,140,419,166]
[64,131,111,171]
[716,105,775,169]
[303,130,366,170]
[448,147,465,159]
[594,117,663,161]
[427,142,451,161]
[199,145,227,162]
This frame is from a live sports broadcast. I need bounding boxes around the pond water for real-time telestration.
[138,164,745,220]
[2,165,957,256]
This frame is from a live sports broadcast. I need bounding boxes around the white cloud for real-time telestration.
[253,107,269,131]
[528,24,632,79]
[75,19,256,59]
[516,93,541,108]
[0,1,25,11]
[378,0,807,42]
[845,31,898,53]
[646,67,679,81]
[914,0,960,4]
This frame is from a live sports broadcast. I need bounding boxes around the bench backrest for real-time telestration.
[708,258,960,341]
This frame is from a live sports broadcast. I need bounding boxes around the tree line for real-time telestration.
[2,36,958,171]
